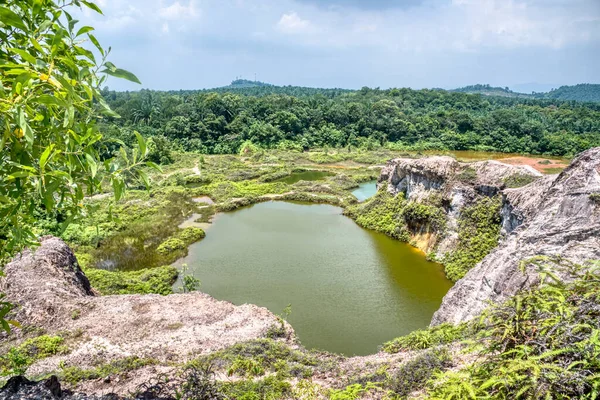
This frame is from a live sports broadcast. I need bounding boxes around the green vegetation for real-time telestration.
[196,339,324,380]
[328,383,378,400]
[100,84,600,163]
[83,264,177,295]
[389,348,452,398]
[1,335,67,376]
[346,190,503,282]
[382,323,468,353]
[60,356,156,386]
[0,0,149,332]
[220,376,292,400]
[540,84,600,103]
[453,83,600,103]
[503,173,537,188]
[345,191,410,241]
[443,197,502,281]
[590,193,600,205]
[423,258,600,399]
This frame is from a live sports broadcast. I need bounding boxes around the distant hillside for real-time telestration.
[452,83,600,103]
[451,84,530,99]
[221,79,274,89]
[206,79,353,97]
[538,84,600,103]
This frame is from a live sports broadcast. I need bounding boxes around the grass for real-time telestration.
[382,323,468,353]
[503,173,538,188]
[60,356,157,386]
[0,335,68,376]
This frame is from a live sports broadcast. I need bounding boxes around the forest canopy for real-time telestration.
[99,85,600,160]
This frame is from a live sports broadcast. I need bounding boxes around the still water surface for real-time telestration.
[351,181,378,202]
[177,201,452,355]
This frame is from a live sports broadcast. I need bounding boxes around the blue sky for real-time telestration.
[78,0,600,91]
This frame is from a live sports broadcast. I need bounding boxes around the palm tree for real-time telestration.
[133,92,161,125]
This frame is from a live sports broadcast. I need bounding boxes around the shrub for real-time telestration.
[0,335,67,376]
[227,357,265,377]
[443,196,502,281]
[390,348,452,397]
[328,383,380,400]
[156,238,186,255]
[426,258,600,399]
[457,167,477,183]
[402,201,446,232]
[220,376,291,400]
[503,173,537,188]
[61,356,156,386]
[177,227,206,244]
[345,191,410,241]
[382,323,467,353]
[84,265,178,295]
[590,193,600,205]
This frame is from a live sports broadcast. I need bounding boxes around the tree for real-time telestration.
[0,0,151,332]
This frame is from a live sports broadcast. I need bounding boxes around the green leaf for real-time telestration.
[76,26,94,36]
[37,94,66,107]
[112,177,124,201]
[81,1,104,15]
[138,169,150,189]
[146,161,163,173]
[0,7,27,31]
[88,34,104,56]
[85,153,98,178]
[39,144,55,171]
[8,171,31,179]
[9,48,37,65]
[101,67,141,84]
[134,131,147,158]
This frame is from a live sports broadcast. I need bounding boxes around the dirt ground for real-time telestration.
[498,156,569,174]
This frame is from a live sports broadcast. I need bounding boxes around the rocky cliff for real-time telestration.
[378,155,541,256]
[432,147,600,324]
[1,237,289,388]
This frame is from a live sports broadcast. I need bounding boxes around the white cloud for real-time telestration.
[72,0,600,91]
[159,1,200,20]
[277,12,312,34]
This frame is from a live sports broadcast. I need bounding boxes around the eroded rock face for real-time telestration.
[379,156,459,200]
[432,147,600,325]
[378,155,541,255]
[1,238,290,379]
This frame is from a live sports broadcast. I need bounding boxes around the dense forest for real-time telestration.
[100,85,600,162]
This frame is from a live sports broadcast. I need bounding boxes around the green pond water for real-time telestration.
[276,170,333,184]
[176,201,452,356]
[352,181,378,202]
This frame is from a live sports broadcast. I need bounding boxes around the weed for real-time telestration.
[0,335,67,376]
[389,348,452,397]
[382,323,468,353]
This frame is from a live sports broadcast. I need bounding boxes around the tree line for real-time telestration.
[99,86,600,163]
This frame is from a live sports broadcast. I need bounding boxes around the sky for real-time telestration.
[76,0,600,91]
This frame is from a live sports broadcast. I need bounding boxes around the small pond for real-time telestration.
[351,181,378,202]
[176,201,452,356]
[276,170,333,184]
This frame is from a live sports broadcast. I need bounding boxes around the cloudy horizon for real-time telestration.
[78,0,600,91]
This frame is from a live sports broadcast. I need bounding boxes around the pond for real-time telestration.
[351,181,378,202]
[176,201,452,356]
[276,170,333,184]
